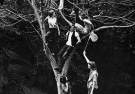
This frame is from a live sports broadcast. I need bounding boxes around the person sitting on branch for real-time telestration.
[55,25,81,73]
[83,51,98,94]
[44,10,60,44]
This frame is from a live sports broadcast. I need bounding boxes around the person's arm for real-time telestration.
[76,36,81,44]
[66,31,69,40]
[83,51,91,63]
[75,32,81,44]
[44,16,48,21]
[64,83,69,92]
[90,22,95,31]
[79,15,83,21]
[56,19,61,36]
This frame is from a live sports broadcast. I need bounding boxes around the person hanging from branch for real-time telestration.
[59,0,85,34]
[44,10,60,44]
[55,25,81,73]
[70,6,95,35]
[83,51,98,94]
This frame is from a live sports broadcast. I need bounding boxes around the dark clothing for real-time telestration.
[56,24,80,70]
[74,7,84,27]
[58,45,73,58]
[57,45,73,68]
[46,28,58,43]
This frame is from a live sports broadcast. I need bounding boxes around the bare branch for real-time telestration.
[5,19,23,26]
[95,1,133,6]
[122,9,135,18]
[94,15,135,25]
[94,23,135,33]
[81,23,135,41]
[62,47,77,76]
[59,9,72,26]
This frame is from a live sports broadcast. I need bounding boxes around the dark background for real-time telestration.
[0,26,134,94]
[0,0,135,94]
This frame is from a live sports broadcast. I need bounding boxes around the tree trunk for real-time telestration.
[56,47,77,94]
[28,0,77,94]
[56,74,71,94]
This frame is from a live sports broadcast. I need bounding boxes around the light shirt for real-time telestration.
[66,31,79,46]
[89,31,98,42]
[88,70,98,82]
[47,16,57,28]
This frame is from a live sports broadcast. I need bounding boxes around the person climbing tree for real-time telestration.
[83,51,98,94]
[55,25,81,73]
[44,10,60,44]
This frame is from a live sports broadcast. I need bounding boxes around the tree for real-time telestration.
[0,0,135,94]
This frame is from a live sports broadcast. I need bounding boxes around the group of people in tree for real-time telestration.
[44,10,60,44]
[44,0,98,94]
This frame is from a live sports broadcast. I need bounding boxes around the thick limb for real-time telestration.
[59,0,72,26]
[59,0,64,10]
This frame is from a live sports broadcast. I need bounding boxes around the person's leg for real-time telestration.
[88,88,92,94]
[62,46,73,59]
[55,45,68,72]
[53,28,58,44]
[57,45,68,59]
[57,45,68,67]
[49,28,58,54]
[46,31,51,37]
[45,29,53,43]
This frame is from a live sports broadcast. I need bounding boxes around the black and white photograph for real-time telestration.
[0,0,135,94]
